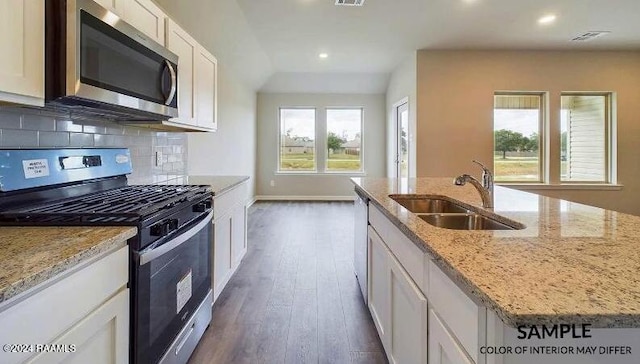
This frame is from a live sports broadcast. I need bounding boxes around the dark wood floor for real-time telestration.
[188,201,387,364]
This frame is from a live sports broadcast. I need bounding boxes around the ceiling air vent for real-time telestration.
[571,31,611,42]
[335,0,365,6]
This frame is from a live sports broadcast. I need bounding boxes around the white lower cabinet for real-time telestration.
[212,181,249,302]
[29,289,129,364]
[368,226,390,350]
[368,226,427,364]
[0,245,129,364]
[429,308,475,364]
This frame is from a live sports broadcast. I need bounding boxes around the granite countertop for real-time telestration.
[181,175,249,196]
[352,177,640,328]
[0,226,136,305]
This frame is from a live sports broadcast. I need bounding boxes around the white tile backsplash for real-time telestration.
[0,108,188,185]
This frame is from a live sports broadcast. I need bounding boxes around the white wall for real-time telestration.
[256,93,386,198]
[386,53,417,178]
[416,50,640,215]
[187,67,258,196]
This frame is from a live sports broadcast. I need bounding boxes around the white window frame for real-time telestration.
[324,107,364,174]
[495,91,620,190]
[560,92,613,184]
[277,107,318,173]
[493,92,546,184]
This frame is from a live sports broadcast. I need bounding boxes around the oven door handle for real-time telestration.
[139,211,212,265]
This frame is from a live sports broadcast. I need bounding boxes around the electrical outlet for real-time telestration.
[270,180,275,187]
[155,151,163,166]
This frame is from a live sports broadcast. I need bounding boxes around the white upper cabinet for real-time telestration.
[123,0,166,45]
[195,46,218,130]
[165,19,198,127]
[0,0,44,106]
[93,0,125,16]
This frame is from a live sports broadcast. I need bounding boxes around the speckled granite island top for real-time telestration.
[352,177,640,328]
[0,226,136,305]
[178,175,249,195]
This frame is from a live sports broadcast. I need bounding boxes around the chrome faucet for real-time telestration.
[453,160,494,208]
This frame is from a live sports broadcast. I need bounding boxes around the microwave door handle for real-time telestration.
[138,211,212,265]
[164,60,177,106]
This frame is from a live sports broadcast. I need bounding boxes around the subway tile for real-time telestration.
[55,119,83,132]
[0,112,22,129]
[82,121,107,134]
[105,124,124,135]
[39,131,70,147]
[69,133,94,147]
[1,129,39,147]
[21,114,56,131]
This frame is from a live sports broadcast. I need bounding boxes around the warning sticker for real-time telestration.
[22,159,50,179]
[176,270,193,314]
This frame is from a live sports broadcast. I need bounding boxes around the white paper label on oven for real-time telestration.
[22,159,50,179]
[176,269,192,314]
[115,154,129,164]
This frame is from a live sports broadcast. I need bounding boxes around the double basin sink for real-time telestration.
[390,195,524,231]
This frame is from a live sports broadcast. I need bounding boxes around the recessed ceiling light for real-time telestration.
[538,14,557,25]
[319,53,329,59]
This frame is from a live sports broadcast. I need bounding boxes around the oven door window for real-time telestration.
[135,219,211,364]
[80,10,177,107]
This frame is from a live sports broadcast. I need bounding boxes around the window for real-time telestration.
[326,108,363,172]
[493,94,543,182]
[279,108,316,171]
[560,94,610,183]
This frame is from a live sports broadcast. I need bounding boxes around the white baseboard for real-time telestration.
[255,195,355,201]
[246,197,258,208]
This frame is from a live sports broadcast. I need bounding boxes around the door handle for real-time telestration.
[163,60,177,106]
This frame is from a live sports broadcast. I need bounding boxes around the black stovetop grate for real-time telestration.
[0,185,211,225]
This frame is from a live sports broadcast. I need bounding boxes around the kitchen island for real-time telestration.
[353,177,640,364]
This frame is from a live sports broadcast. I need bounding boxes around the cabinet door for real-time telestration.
[367,226,390,352]
[123,0,166,44]
[213,216,232,301]
[389,253,428,364]
[195,46,218,130]
[93,0,124,16]
[166,19,197,126]
[28,289,129,364]
[0,0,44,106]
[231,204,247,269]
[429,309,475,364]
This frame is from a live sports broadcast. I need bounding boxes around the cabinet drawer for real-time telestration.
[0,246,128,364]
[369,204,425,290]
[428,261,486,364]
[214,181,248,218]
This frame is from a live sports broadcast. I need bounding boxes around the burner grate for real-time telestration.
[0,185,211,224]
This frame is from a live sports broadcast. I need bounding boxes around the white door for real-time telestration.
[93,0,124,16]
[429,309,475,364]
[213,216,232,301]
[166,19,197,126]
[28,289,129,364]
[195,46,218,130]
[230,204,247,268]
[395,101,410,178]
[367,226,390,352]
[123,0,166,44]
[0,0,44,106]
[389,252,428,364]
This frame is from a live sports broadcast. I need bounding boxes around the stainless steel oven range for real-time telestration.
[0,148,212,364]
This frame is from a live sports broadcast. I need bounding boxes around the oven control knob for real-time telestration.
[150,222,168,237]
[193,200,212,212]
[150,219,179,237]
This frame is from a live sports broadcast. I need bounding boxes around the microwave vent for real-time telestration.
[335,0,365,6]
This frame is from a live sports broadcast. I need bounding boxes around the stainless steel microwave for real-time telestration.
[45,0,179,121]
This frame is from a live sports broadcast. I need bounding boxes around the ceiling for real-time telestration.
[234,0,640,91]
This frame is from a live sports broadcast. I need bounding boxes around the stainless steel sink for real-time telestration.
[390,195,470,214]
[419,213,518,231]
